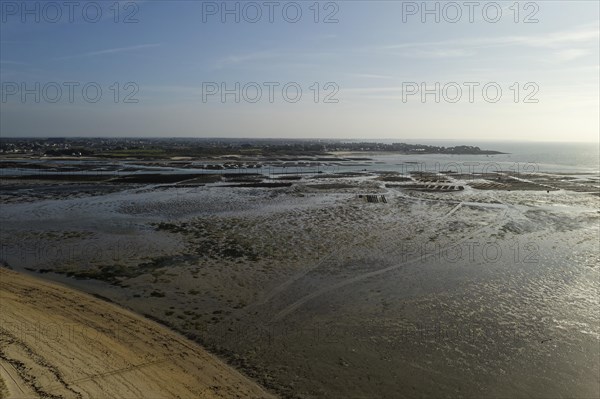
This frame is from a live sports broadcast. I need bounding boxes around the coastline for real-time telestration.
[0,267,275,399]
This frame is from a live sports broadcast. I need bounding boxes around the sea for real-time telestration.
[367,140,600,174]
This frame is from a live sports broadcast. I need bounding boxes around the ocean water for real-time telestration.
[362,141,600,175]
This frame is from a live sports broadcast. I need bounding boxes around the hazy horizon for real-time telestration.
[1,136,598,144]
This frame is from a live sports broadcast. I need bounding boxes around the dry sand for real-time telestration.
[0,267,274,399]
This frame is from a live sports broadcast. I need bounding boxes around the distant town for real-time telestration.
[0,138,503,159]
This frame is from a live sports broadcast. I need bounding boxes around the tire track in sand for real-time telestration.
[269,202,512,322]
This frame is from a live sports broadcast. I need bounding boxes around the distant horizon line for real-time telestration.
[1,136,598,144]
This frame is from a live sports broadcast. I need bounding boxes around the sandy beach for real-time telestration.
[0,267,274,399]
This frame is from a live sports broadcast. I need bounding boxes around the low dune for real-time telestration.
[0,268,274,399]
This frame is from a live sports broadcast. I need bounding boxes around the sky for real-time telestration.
[0,0,599,142]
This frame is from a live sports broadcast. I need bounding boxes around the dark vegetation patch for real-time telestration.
[306,183,355,190]
[61,264,142,283]
[2,174,113,182]
[217,182,292,188]
[153,220,261,262]
[223,174,263,183]
[224,178,263,183]
[271,175,302,180]
[54,255,194,285]
[176,174,222,184]
[221,173,261,178]
[312,172,368,179]
[376,175,413,182]
[110,173,219,184]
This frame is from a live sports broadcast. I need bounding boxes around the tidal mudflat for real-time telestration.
[1,162,598,398]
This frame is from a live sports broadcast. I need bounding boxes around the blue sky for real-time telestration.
[1,0,599,141]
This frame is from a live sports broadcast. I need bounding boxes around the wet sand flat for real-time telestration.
[0,168,598,398]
